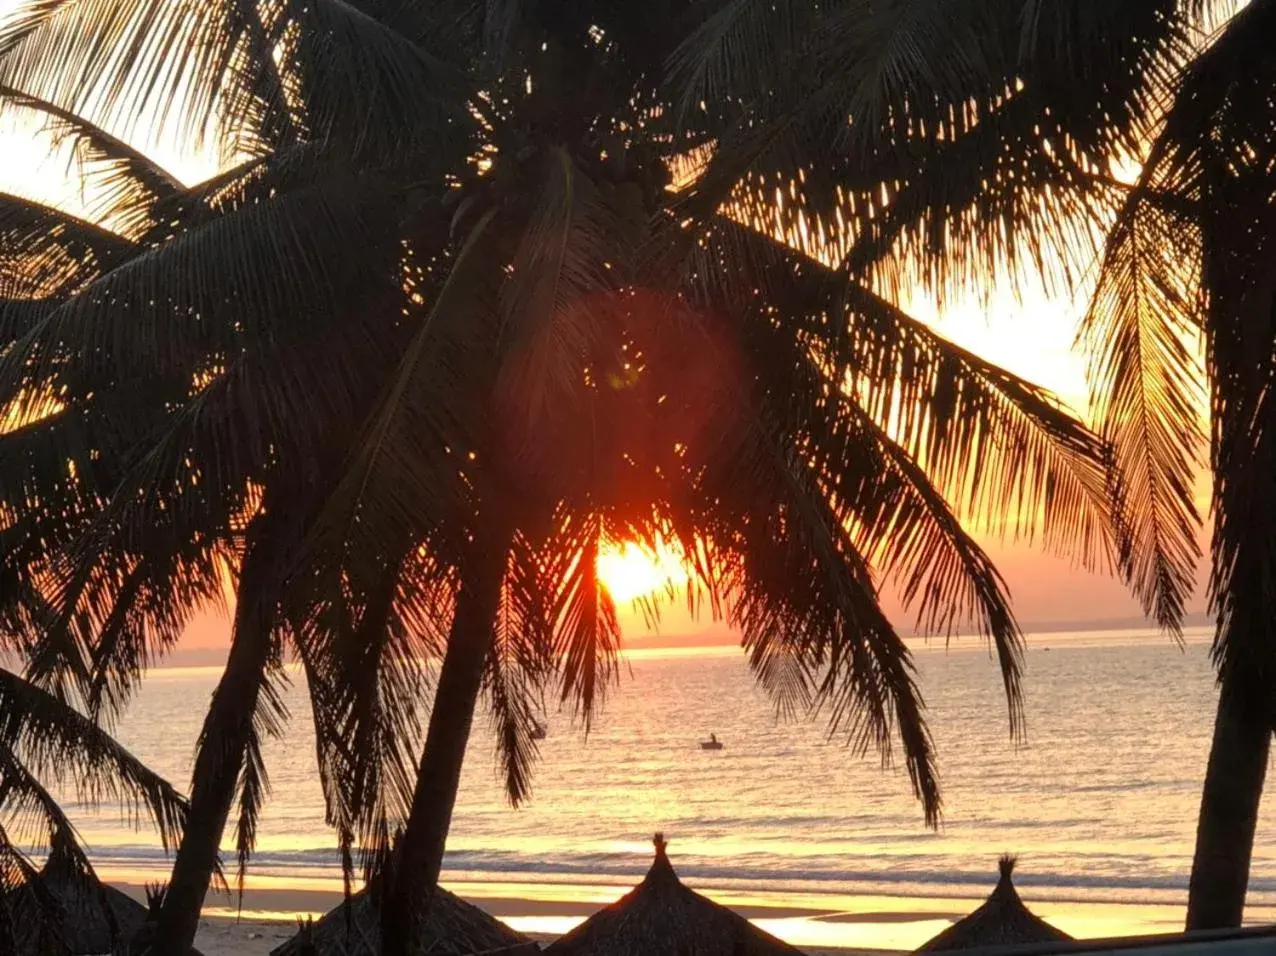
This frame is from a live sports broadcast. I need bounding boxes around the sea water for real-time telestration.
[64,627,1276,950]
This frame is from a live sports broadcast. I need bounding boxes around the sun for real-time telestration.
[596,540,689,604]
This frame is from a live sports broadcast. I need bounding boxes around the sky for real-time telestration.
[170,275,1207,656]
[0,2,1213,655]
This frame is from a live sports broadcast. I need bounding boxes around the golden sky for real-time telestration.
[0,1,1210,650]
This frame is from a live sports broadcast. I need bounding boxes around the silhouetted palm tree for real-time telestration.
[1100,5,1276,929]
[0,3,1125,954]
[669,0,1274,931]
[0,72,427,951]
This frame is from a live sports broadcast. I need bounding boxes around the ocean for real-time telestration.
[65,626,1276,951]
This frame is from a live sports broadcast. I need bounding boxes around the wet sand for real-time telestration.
[192,914,889,956]
[170,880,909,954]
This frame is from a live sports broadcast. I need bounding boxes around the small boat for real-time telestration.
[530,721,547,741]
[699,734,723,751]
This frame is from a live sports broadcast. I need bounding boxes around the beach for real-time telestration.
[108,862,1217,955]
[108,874,959,953]
[191,918,887,956]
[176,882,913,956]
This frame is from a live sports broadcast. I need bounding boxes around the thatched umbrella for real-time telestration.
[544,835,802,956]
[915,856,1072,952]
[269,885,532,956]
[3,860,148,955]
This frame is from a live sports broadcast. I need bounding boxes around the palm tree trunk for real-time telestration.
[151,516,286,955]
[1186,667,1272,930]
[381,536,508,956]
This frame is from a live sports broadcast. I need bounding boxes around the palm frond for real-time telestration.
[690,217,1121,569]
[0,0,266,152]
[0,83,182,238]
[842,282,1118,566]
[294,541,432,885]
[326,0,483,57]
[1156,0,1276,670]
[484,600,539,805]
[694,393,944,822]
[184,497,299,894]
[279,0,474,163]
[482,0,523,65]
[0,297,58,345]
[78,542,231,720]
[550,515,620,729]
[0,740,93,872]
[299,204,500,567]
[0,190,134,300]
[0,173,404,399]
[232,662,289,893]
[832,400,1024,733]
[1082,199,1204,632]
[664,0,810,129]
[1072,0,1276,637]
[0,667,189,848]
[672,0,1197,300]
[483,531,557,803]
[493,149,628,485]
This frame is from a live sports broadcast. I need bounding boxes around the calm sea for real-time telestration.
[65,626,1276,950]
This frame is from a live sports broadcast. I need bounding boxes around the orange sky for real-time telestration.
[0,9,1212,653]
[174,272,1199,656]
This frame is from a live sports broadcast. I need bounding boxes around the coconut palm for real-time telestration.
[1115,7,1276,927]
[666,0,1274,931]
[0,63,440,951]
[0,84,214,952]
[0,3,1124,954]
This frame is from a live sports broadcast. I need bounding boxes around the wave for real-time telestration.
[85,843,1276,907]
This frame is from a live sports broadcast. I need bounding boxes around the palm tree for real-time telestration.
[0,60,438,951]
[0,3,1125,954]
[1104,5,1276,928]
[666,0,1275,931]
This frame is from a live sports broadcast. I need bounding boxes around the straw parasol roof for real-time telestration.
[915,856,1072,952]
[544,834,803,956]
[3,859,148,955]
[270,885,532,956]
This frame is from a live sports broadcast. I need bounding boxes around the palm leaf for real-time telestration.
[665,0,811,129]
[1081,199,1204,632]
[294,541,433,884]
[0,191,134,300]
[278,0,475,163]
[695,395,944,822]
[0,0,265,151]
[688,217,1121,569]
[231,662,289,893]
[0,83,182,238]
[549,515,620,729]
[0,667,189,848]
[0,173,404,405]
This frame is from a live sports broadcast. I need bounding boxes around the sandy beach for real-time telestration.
[101,850,1200,955]
[115,878,908,955]
[192,914,888,956]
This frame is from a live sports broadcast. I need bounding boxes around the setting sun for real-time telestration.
[595,539,689,604]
